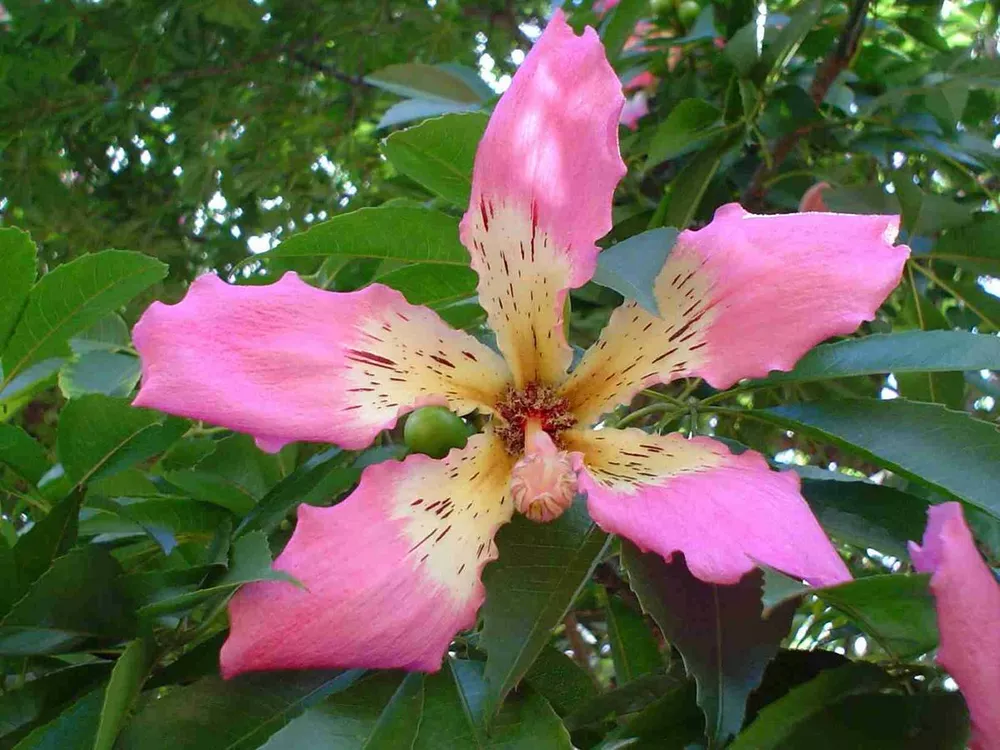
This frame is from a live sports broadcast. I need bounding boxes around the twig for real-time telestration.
[742,0,872,210]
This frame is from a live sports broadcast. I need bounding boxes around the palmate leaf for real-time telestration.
[622,544,796,745]
[479,499,609,721]
[757,399,1000,519]
[0,251,165,392]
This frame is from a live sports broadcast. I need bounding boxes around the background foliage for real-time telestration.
[1,0,999,747]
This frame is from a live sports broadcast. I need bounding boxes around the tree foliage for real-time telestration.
[1,0,998,747]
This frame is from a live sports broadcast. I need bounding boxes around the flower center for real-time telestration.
[493,382,576,455]
[495,384,578,523]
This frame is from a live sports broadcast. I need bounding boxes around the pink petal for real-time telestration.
[221,431,516,676]
[563,204,908,422]
[459,9,625,386]
[133,273,509,452]
[623,70,658,93]
[620,91,650,130]
[565,427,850,586]
[798,181,831,212]
[909,503,1000,750]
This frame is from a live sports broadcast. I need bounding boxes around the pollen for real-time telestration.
[493,382,576,455]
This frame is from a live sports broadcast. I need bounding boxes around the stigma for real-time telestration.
[509,422,578,523]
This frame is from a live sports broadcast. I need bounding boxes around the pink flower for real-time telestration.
[620,90,650,130]
[132,11,908,677]
[910,503,1000,749]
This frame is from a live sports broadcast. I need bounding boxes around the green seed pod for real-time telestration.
[403,406,470,459]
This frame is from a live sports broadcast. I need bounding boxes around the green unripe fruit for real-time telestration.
[403,406,470,459]
[678,0,701,27]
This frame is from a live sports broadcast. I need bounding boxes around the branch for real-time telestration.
[742,0,872,211]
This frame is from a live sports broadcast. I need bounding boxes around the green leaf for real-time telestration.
[261,207,468,268]
[0,251,166,391]
[162,434,280,515]
[135,531,296,618]
[92,637,154,750]
[601,0,649,61]
[730,663,895,749]
[0,359,63,420]
[758,399,1000,519]
[601,682,705,750]
[420,660,572,750]
[563,673,685,731]
[265,660,573,749]
[366,63,490,104]
[2,492,82,615]
[896,291,966,408]
[81,497,231,555]
[57,396,187,486]
[117,670,363,750]
[750,0,824,84]
[661,138,733,230]
[750,332,1000,387]
[0,423,50,488]
[260,672,403,749]
[893,175,973,237]
[645,100,723,170]
[381,112,488,206]
[814,574,938,659]
[69,315,131,355]
[768,692,969,748]
[58,351,140,398]
[605,595,663,684]
[523,645,598,717]
[235,448,355,537]
[930,212,1000,275]
[364,673,424,748]
[374,264,478,308]
[0,227,37,353]
[800,476,929,559]
[622,544,796,745]
[480,499,609,719]
[592,228,679,316]
[0,546,136,656]
[11,687,104,750]
[0,663,109,742]
[377,98,479,130]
